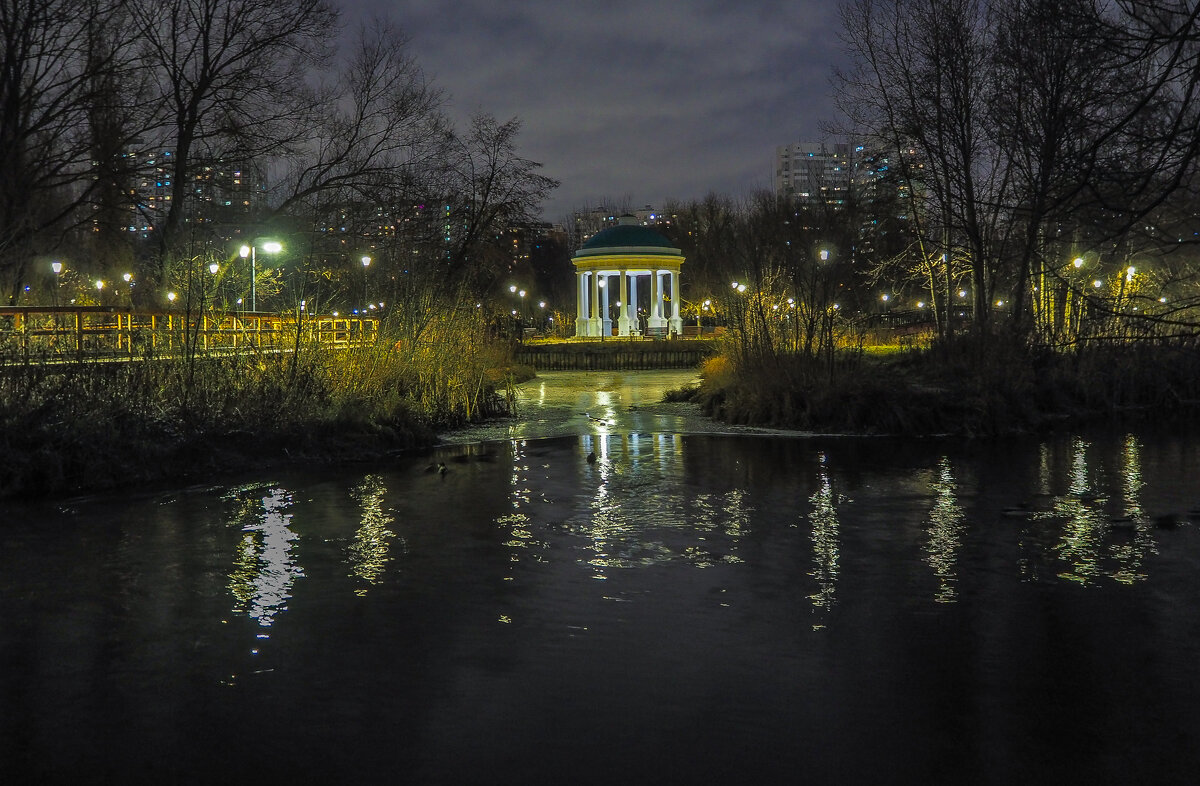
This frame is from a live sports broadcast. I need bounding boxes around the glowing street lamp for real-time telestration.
[361,255,372,308]
[50,261,63,307]
[239,240,282,311]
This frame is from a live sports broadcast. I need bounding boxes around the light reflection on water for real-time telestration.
[224,485,304,626]
[807,452,840,626]
[5,423,1200,782]
[347,474,399,593]
[511,432,752,575]
[926,456,965,603]
[1020,434,1160,586]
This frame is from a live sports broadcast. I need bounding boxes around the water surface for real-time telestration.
[3,372,1200,783]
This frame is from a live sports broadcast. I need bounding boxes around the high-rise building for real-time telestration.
[110,144,266,239]
[774,141,854,205]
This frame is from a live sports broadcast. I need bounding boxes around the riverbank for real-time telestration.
[682,340,1200,436]
[12,336,1199,499]
[0,338,523,499]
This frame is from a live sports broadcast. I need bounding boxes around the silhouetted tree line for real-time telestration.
[0,0,556,310]
[835,0,1200,346]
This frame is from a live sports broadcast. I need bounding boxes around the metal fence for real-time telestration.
[0,306,379,364]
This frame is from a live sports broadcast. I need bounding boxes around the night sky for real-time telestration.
[340,0,849,222]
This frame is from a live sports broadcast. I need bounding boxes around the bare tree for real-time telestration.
[837,0,1200,344]
[837,0,1001,338]
[442,114,558,287]
[0,0,138,302]
[130,0,337,279]
[271,19,448,217]
[369,114,557,347]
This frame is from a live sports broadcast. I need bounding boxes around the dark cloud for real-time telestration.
[340,0,849,221]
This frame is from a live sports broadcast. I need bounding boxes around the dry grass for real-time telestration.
[0,310,519,497]
[691,334,1200,436]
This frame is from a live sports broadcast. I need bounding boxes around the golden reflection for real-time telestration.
[1031,436,1157,586]
[1043,438,1107,584]
[495,440,549,588]
[347,474,398,595]
[225,487,304,626]
[1069,437,1090,496]
[1109,434,1157,585]
[807,452,840,629]
[1121,433,1145,520]
[1037,442,1052,496]
[561,434,746,573]
[925,457,965,603]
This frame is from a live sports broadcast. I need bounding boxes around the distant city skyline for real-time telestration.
[340,0,850,223]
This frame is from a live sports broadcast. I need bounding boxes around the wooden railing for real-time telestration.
[0,306,379,363]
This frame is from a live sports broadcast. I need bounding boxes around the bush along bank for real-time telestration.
[0,329,520,499]
[684,338,1200,437]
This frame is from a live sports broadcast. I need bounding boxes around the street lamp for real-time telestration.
[239,240,282,311]
[51,261,62,307]
[361,255,371,311]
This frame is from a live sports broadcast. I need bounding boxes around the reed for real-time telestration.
[691,333,1200,436]
[0,308,517,497]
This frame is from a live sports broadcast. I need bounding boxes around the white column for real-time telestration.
[669,269,684,335]
[575,271,588,336]
[628,274,639,334]
[649,270,666,329]
[589,269,601,336]
[600,273,611,336]
[618,269,631,336]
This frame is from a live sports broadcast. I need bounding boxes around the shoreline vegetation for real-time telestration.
[0,322,535,500]
[7,328,1200,500]
[671,337,1200,437]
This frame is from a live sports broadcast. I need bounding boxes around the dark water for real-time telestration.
[4,420,1200,782]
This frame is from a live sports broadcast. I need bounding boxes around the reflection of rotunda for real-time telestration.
[573,215,685,337]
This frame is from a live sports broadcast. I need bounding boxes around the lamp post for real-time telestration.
[51,261,62,307]
[239,240,282,311]
[361,255,371,311]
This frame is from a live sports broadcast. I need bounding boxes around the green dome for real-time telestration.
[576,219,680,257]
[581,224,675,250]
